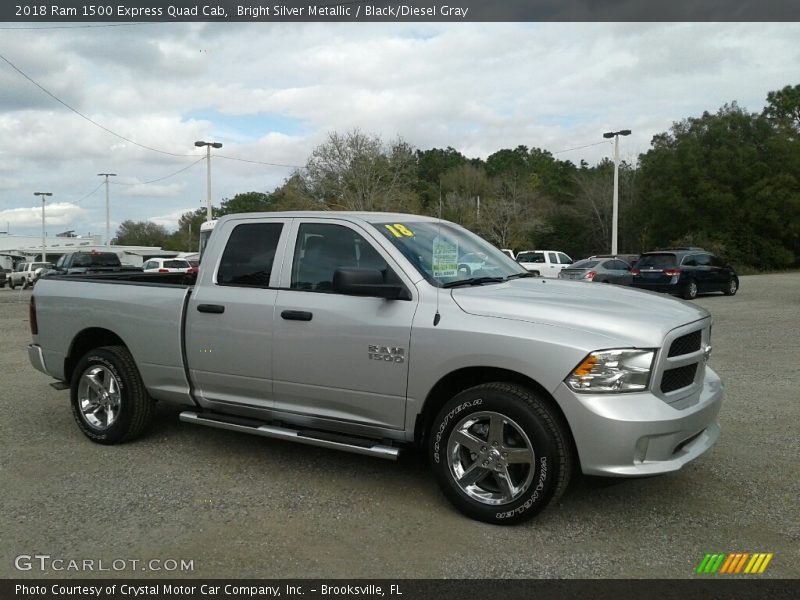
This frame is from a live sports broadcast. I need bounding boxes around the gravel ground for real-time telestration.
[1,275,798,579]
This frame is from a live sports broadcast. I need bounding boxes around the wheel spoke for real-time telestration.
[452,429,485,453]
[105,374,117,395]
[504,447,533,465]
[105,405,115,425]
[85,373,105,395]
[458,461,490,487]
[495,466,518,500]
[487,414,505,445]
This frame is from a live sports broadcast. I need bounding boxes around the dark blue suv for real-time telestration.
[630,248,739,300]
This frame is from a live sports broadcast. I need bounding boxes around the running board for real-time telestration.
[178,411,400,461]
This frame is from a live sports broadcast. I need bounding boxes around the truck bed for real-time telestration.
[32,275,194,406]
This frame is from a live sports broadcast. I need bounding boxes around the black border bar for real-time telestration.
[3,579,799,600]
[3,1,800,22]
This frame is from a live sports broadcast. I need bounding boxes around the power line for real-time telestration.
[111,156,207,186]
[0,50,199,158]
[216,154,304,169]
[552,140,612,155]
[73,181,106,204]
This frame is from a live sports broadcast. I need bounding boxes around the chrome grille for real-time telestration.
[661,364,698,393]
[668,330,702,357]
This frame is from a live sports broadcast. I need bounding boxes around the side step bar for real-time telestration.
[179,411,400,461]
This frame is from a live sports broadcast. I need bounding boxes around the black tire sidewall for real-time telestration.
[429,385,563,524]
[70,349,135,444]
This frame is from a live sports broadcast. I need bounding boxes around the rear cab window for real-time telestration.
[217,222,283,287]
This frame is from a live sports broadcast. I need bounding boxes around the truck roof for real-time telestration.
[215,211,442,226]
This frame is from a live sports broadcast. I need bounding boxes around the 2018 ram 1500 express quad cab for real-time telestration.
[28,212,722,524]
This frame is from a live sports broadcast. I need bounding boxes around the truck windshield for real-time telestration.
[373,221,526,287]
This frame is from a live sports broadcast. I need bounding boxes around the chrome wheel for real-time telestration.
[729,279,738,294]
[77,366,122,429]
[447,411,535,506]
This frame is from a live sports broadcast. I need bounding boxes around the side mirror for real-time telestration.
[333,267,410,300]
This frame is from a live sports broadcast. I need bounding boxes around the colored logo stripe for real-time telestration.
[697,552,773,574]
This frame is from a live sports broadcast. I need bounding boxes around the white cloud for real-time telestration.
[0,21,798,238]
[0,203,84,228]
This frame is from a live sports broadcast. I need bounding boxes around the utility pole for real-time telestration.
[194,141,223,221]
[34,192,52,262]
[98,173,117,246]
[602,129,631,255]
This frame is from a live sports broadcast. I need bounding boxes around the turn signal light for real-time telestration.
[631,268,640,276]
[583,271,596,280]
[664,268,682,277]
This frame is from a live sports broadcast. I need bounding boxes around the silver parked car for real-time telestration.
[558,258,634,285]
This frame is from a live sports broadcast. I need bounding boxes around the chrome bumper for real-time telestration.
[28,344,48,375]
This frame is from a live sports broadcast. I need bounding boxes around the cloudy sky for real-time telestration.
[0,21,798,241]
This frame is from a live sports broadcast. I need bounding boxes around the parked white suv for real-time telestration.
[142,258,192,273]
[8,262,53,289]
[516,250,573,277]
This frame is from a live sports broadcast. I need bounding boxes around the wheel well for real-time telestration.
[64,328,126,382]
[414,367,575,452]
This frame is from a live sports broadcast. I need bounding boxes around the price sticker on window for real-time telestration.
[432,236,458,278]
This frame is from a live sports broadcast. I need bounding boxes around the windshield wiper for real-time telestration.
[506,271,536,280]
[442,276,505,288]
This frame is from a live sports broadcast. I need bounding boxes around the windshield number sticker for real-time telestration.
[432,237,458,278]
[385,224,414,238]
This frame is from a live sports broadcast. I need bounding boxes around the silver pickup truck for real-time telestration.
[28,212,723,524]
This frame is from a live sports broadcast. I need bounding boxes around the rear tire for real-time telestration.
[70,345,154,444]
[429,383,572,525]
[723,277,739,296]
[682,280,698,300]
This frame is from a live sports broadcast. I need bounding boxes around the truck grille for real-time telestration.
[661,364,698,393]
[668,330,702,357]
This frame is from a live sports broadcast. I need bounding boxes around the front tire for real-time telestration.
[429,383,572,525]
[70,345,154,444]
[9,280,15,290]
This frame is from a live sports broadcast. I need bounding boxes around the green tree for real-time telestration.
[113,220,170,247]
[218,191,273,216]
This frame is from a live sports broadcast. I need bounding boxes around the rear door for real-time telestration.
[272,218,417,429]
[185,217,290,408]
[606,259,632,284]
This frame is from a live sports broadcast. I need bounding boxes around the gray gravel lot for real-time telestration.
[1,275,798,579]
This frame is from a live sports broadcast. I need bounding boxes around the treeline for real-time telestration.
[115,84,800,269]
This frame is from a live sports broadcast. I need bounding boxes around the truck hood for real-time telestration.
[450,278,709,348]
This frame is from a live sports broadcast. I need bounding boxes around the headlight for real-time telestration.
[566,348,655,393]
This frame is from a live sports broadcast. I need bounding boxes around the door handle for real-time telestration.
[281,310,313,321]
[197,304,225,314]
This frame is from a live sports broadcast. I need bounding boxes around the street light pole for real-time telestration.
[34,192,53,262]
[98,173,117,246]
[195,141,223,222]
[602,129,631,255]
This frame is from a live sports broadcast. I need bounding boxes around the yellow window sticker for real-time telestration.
[385,224,415,238]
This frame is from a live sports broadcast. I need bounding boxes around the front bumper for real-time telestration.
[554,366,723,476]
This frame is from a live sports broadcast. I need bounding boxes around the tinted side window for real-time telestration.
[557,252,572,264]
[217,223,283,287]
[695,254,712,266]
[710,255,726,267]
[292,223,387,292]
[681,255,698,267]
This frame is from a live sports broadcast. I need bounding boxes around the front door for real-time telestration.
[272,219,417,430]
